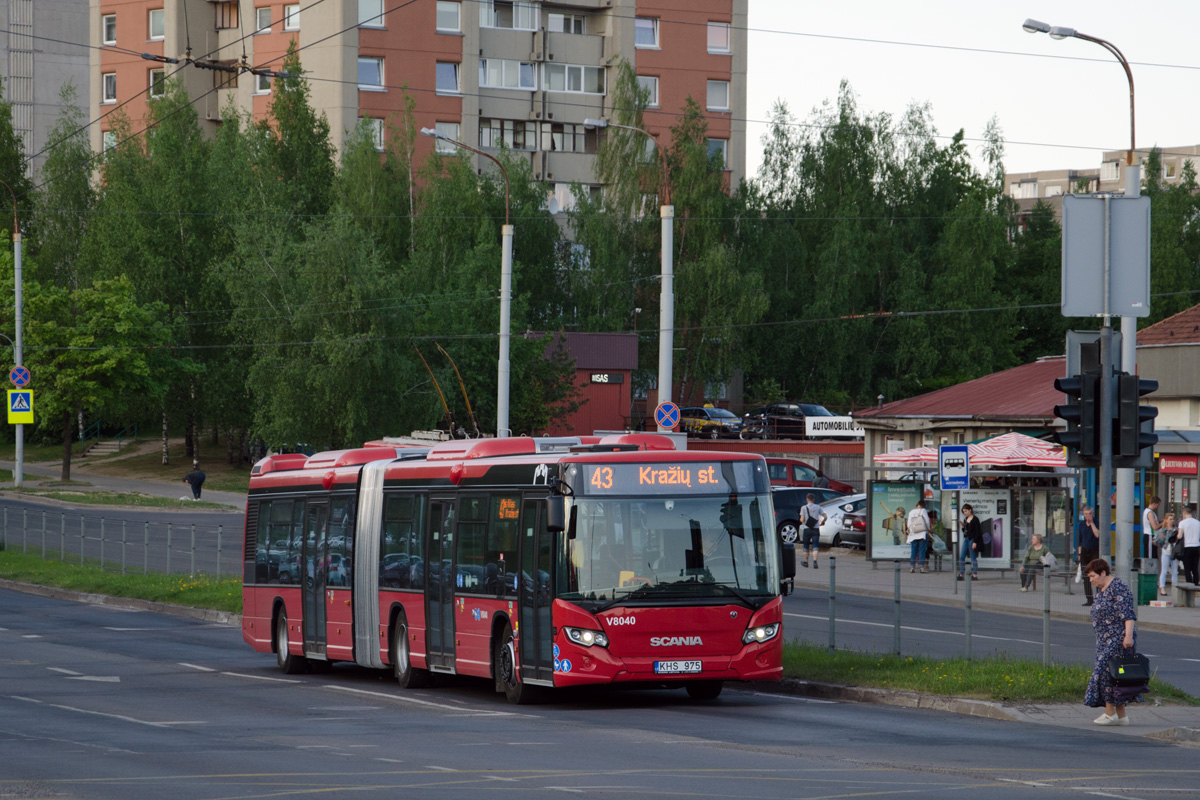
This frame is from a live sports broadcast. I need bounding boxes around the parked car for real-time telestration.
[819,494,867,547]
[743,402,836,439]
[680,406,743,439]
[764,457,855,494]
[770,487,848,543]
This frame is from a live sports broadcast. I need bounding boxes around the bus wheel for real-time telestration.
[496,624,537,705]
[275,611,306,675]
[392,616,430,689]
[685,681,723,701]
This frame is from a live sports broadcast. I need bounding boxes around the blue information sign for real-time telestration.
[939,444,970,491]
[9,366,29,387]
[654,401,680,430]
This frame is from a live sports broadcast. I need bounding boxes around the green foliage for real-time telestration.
[0,77,34,214]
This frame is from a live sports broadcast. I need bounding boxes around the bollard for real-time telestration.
[167,523,172,574]
[41,510,46,559]
[100,517,106,570]
[893,560,902,656]
[22,508,27,553]
[80,515,85,565]
[964,568,973,661]
[1043,563,1051,666]
[828,556,836,654]
[60,513,65,561]
[216,525,223,580]
[144,522,149,574]
[121,520,127,576]
[190,523,196,577]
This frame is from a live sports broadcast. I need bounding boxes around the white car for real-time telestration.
[818,493,866,547]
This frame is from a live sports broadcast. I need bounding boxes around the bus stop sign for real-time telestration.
[940,444,969,491]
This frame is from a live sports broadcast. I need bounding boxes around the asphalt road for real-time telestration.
[783,588,1200,696]
[2,588,1195,800]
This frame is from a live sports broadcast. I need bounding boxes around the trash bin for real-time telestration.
[1137,572,1158,605]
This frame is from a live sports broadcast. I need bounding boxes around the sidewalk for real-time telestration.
[797,547,1200,637]
[0,460,247,512]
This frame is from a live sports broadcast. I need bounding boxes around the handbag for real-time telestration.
[1107,649,1151,687]
[1171,536,1185,560]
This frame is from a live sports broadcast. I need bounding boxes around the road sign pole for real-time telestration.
[12,224,21,488]
[1098,194,1114,563]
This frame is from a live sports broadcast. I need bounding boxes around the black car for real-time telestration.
[680,406,743,439]
[743,402,836,439]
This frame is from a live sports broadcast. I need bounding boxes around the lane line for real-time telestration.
[68,676,120,683]
[426,766,457,771]
[45,702,202,729]
[48,667,82,676]
[221,671,302,684]
[752,692,836,704]
[22,635,41,639]
[103,627,154,632]
[180,663,216,671]
[323,684,525,716]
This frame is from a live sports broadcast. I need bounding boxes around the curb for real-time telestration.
[1144,727,1200,746]
[754,678,1021,722]
[0,578,241,626]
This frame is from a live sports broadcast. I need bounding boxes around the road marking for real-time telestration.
[544,788,584,794]
[376,758,405,764]
[179,663,216,671]
[486,776,519,781]
[48,667,82,676]
[426,766,457,772]
[11,696,43,704]
[752,692,836,704]
[103,627,154,632]
[22,634,41,639]
[68,675,120,683]
[44,702,202,728]
[221,671,301,684]
[785,612,1046,646]
[324,684,525,716]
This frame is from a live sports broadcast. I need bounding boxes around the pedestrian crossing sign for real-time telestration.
[7,390,33,424]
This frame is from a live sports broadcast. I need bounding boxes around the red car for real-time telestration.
[764,457,854,494]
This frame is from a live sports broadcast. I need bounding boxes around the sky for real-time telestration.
[744,0,1200,182]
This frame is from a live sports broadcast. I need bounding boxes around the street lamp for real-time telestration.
[583,118,675,427]
[0,179,22,487]
[1022,19,1140,584]
[420,127,513,438]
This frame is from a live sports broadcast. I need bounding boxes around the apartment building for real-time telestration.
[89,1,747,205]
[1,0,89,180]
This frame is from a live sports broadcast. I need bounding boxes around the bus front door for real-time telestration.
[301,502,330,657]
[425,500,455,670]
[519,499,555,683]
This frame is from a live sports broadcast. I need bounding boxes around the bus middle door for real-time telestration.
[301,501,330,658]
[424,499,455,671]
[519,498,555,684]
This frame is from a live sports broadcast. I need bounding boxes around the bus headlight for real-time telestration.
[563,627,609,648]
[742,623,780,645]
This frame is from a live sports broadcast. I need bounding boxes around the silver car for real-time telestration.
[819,493,866,547]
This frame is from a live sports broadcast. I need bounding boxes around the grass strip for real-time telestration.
[783,642,1197,704]
[0,488,236,510]
[0,549,241,613]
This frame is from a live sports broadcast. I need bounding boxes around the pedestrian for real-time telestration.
[1018,533,1050,592]
[1083,558,1141,726]
[1179,503,1200,585]
[799,493,826,569]
[812,470,830,489]
[183,461,206,501]
[1155,512,1180,597]
[906,500,930,573]
[957,503,983,580]
[1077,505,1101,606]
[1142,496,1163,561]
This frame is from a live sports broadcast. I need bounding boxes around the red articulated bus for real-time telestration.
[241,434,795,703]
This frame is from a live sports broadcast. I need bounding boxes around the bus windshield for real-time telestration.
[557,492,779,610]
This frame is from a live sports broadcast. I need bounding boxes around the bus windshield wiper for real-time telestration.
[592,584,671,613]
[708,582,759,608]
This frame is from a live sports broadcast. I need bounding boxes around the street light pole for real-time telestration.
[583,118,674,427]
[0,179,22,487]
[420,128,512,438]
[1024,19,1141,589]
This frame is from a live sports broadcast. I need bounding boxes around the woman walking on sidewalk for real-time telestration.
[1156,512,1180,596]
[1084,558,1141,726]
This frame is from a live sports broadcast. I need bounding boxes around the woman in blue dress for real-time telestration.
[1084,558,1141,725]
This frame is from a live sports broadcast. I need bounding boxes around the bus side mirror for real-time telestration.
[547,495,566,533]
[781,541,796,580]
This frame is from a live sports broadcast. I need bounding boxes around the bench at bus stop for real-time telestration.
[1173,582,1200,607]
[1021,567,1076,595]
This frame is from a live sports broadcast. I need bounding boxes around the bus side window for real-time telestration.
[456,496,488,592]
[329,496,355,587]
[487,495,520,597]
[381,494,423,589]
[254,500,271,584]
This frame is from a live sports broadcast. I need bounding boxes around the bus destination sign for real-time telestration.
[579,462,757,496]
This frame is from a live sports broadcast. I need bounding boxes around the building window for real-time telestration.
[436,1,460,32]
[1046,184,1063,197]
[255,6,271,32]
[214,1,238,29]
[363,118,385,151]
[149,8,165,40]
[548,183,601,213]
[284,4,300,30]
[706,138,728,169]
[479,58,535,90]
[101,72,117,104]
[434,121,461,153]
[543,63,605,94]
[102,130,117,153]
[1164,160,1179,180]
[255,71,272,93]
[358,57,384,89]
[1100,160,1119,182]
[436,61,460,93]
[479,118,537,151]
[359,0,383,27]
[548,12,584,34]
[540,122,597,154]
[149,68,166,98]
[637,75,658,107]
[634,17,658,48]
[102,14,116,45]
[480,1,536,30]
[707,21,730,53]
[706,79,729,111]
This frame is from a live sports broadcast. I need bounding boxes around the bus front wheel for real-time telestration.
[495,624,538,705]
[275,611,306,675]
[392,615,430,689]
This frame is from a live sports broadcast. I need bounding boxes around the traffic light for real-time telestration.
[1114,373,1158,468]
[1052,371,1100,466]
